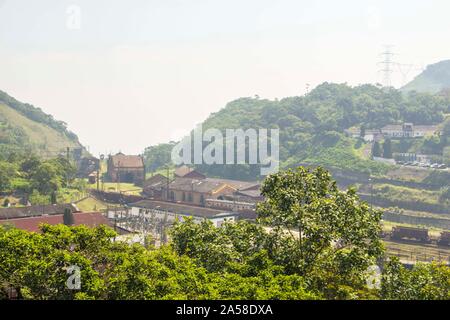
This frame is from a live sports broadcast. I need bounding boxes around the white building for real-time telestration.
[381,123,439,138]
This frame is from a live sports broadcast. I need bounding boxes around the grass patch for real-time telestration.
[88,182,142,195]
[75,197,108,212]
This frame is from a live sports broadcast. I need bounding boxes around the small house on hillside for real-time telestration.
[107,153,145,186]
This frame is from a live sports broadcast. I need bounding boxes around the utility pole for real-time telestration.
[117,161,121,192]
[378,45,395,88]
[162,210,168,245]
[96,153,100,191]
[66,147,71,189]
[166,165,170,201]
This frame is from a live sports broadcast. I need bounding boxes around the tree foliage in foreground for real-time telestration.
[0,224,317,300]
[381,258,450,300]
[1,166,449,300]
[258,167,383,296]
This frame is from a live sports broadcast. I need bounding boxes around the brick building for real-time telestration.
[107,153,145,186]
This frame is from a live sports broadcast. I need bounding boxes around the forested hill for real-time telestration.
[402,60,450,94]
[0,90,82,157]
[145,83,450,180]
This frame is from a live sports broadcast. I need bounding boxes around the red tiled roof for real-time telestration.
[0,212,110,233]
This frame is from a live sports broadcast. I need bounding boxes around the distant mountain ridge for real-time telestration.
[402,60,450,94]
[0,90,82,157]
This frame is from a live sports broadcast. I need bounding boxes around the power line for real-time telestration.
[395,63,414,86]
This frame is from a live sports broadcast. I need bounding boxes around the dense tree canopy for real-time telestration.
[257,166,384,298]
[381,258,450,300]
[0,162,17,193]
[0,224,318,300]
[143,142,176,172]
[0,154,78,204]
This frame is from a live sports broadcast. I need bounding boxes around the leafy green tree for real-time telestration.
[144,143,176,173]
[206,272,318,300]
[171,218,288,275]
[51,157,77,187]
[72,178,88,193]
[0,224,319,300]
[381,258,450,300]
[0,162,17,192]
[1,219,448,300]
[372,141,382,158]
[20,156,41,176]
[383,138,393,159]
[28,190,50,205]
[439,186,450,203]
[257,166,383,297]
[422,135,442,154]
[0,225,107,299]
[360,125,366,138]
[30,162,61,195]
[442,118,450,137]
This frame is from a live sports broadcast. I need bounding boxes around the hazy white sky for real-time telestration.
[1,0,450,155]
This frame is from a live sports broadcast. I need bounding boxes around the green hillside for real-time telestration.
[145,83,450,180]
[402,60,450,94]
[0,90,82,157]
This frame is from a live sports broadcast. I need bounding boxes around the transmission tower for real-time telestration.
[378,45,395,87]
